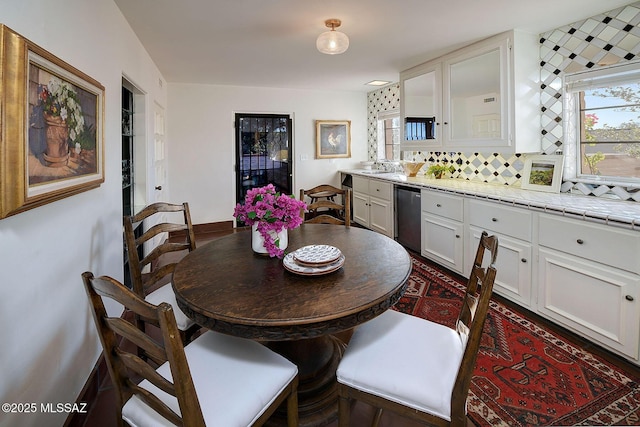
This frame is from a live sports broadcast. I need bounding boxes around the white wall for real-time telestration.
[0,1,167,426]
[167,84,366,224]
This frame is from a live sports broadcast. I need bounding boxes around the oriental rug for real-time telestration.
[393,254,640,426]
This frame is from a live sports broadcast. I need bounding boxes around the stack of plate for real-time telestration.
[283,245,345,276]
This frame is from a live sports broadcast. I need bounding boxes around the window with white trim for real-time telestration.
[376,109,400,161]
[564,62,640,186]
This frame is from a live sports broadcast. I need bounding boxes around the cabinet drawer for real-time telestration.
[369,180,391,201]
[353,176,369,194]
[421,190,463,222]
[539,214,640,274]
[468,200,532,241]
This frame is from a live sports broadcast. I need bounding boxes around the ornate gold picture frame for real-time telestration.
[315,120,351,159]
[0,25,105,219]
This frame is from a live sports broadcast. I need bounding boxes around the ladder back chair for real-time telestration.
[300,184,351,226]
[336,231,498,427]
[82,272,299,427]
[123,201,200,342]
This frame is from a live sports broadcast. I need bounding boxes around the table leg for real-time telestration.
[266,334,347,427]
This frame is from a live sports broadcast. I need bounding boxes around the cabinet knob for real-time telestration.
[491,217,498,222]
[625,295,634,302]
[521,258,527,263]
[455,234,460,238]
[155,186,162,190]
[436,203,442,207]
[576,239,584,244]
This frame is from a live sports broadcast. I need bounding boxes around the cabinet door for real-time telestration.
[400,62,443,150]
[468,226,532,307]
[538,247,640,360]
[444,36,508,149]
[352,192,369,227]
[369,197,393,237]
[422,213,464,274]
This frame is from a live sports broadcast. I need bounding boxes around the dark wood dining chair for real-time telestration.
[82,272,299,427]
[336,231,498,427]
[300,184,351,226]
[123,201,200,342]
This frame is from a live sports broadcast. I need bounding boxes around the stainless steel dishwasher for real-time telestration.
[395,186,421,253]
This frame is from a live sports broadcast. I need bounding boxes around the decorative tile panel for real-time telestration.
[540,2,640,201]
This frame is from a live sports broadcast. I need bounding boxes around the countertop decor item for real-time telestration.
[401,161,426,177]
[426,163,455,179]
[233,184,306,258]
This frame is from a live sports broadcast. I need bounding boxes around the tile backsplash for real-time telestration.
[367,2,640,202]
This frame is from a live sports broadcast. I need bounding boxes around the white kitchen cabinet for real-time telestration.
[537,214,640,361]
[466,200,533,307]
[400,29,540,153]
[468,225,532,307]
[421,190,464,274]
[352,176,394,237]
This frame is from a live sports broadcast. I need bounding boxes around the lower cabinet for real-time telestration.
[537,213,640,361]
[422,213,464,274]
[467,225,532,307]
[415,192,640,363]
[352,176,394,237]
[421,189,465,274]
[538,247,640,360]
[466,200,533,307]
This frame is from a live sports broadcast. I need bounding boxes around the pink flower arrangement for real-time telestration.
[234,184,306,258]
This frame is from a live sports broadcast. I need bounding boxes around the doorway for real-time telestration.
[122,79,146,287]
[235,113,293,205]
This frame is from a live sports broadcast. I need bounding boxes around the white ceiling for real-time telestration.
[114,0,634,93]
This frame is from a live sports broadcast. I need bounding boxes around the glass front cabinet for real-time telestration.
[400,30,541,154]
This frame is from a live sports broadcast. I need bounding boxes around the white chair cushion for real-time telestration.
[145,283,195,331]
[122,330,298,427]
[337,309,464,421]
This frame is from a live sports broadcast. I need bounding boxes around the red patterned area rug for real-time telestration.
[394,254,640,426]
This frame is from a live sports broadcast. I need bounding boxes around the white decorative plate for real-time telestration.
[283,253,345,276]
[293,245,342,267]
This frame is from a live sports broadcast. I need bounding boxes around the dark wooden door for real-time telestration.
[235,113,293,205]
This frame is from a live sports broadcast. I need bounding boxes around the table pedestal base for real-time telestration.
[266,334,347,427]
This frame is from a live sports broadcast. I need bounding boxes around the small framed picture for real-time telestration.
[521,155,564,193]
[316,120,351,159]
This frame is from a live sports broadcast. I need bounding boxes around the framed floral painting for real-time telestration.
[0,25,104,219]
[316,120,351,159]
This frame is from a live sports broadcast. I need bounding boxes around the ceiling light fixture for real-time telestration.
[316,19,349,55]
[366,80,391,86]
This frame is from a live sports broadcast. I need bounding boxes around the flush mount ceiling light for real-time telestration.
[316,19,349,55]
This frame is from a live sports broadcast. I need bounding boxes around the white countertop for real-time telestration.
[342,169,640,230]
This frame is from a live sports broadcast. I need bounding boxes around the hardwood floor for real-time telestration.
[77,228,638,427]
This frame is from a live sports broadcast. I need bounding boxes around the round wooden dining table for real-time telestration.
[172,223,412,426]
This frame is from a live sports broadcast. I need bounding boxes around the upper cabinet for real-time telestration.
[400,62,442,149]
[400,30,541,153]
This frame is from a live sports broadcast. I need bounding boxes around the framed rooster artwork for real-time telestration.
[316,120,351,159]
